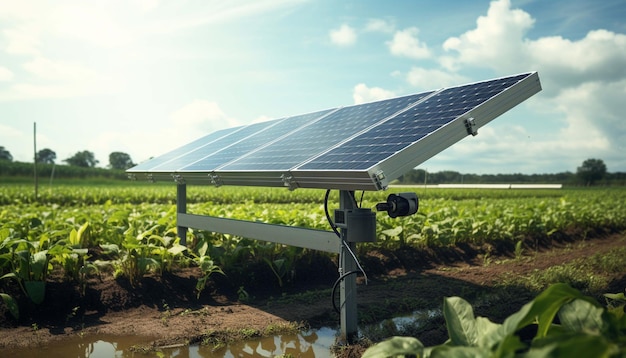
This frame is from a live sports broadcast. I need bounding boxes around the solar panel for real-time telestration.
[219,92,432,171]
[128,72,541,190]
[181,109,335,171]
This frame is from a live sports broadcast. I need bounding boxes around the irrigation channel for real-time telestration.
[3,309,437,357]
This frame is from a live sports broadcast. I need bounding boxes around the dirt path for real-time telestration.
[1,232,625,350]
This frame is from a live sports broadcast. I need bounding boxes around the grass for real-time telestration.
[502,245,626,295]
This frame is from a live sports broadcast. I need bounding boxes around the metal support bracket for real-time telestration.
[172,174,185,185]
[465,117,478,136]
[209,173,223,187]
[281,173,297,191]
[372,170,387,190]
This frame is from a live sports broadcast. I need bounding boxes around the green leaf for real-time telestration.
[530,332,613,358]
[30,250,48,281]
[381,226,403,237]
[430,345,491,358]
[68,229,78,247]
[474,316,503,349]
[503,283,596,338]
[99,243,120,256]
[443,296,477,346]
[75,222,89,247]
[25,280,46,304]
[361,336,423,358]
[0,293,19,320]
[167,244,187,256]
[500,300,534,336]
[558,299,604,334]
[603,292,625,301]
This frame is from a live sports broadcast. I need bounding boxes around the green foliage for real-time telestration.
[36,148,56,164]
[577,158,608,186]
[362,283,626,357]
[63,150,99,168]
[192,240,224,298]
[0,292,19,320]
[0,146,12,161]
[0,183,625,324]
[108,152,135,170]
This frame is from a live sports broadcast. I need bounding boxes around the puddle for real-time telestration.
[2,328,338,358]
[3,309,437,357]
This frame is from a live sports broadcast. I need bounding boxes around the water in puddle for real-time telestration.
[3,327,338,357]
[4,309,438,357]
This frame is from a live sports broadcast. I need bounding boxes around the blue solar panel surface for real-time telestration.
[128,72,540,190]
[219,92,433,171]
[148,120,279,171]
[182,109,334,171]
[129,126,240,171]
[298,73,529,170]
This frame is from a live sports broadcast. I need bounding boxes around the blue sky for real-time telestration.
[1,0,625,175]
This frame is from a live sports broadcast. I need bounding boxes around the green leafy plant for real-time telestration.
[193,241,224,298]
[363,283,626,357]
[0,292,19,320]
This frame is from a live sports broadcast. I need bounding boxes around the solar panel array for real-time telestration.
[128,72,541,190]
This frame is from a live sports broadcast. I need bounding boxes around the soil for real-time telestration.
[1,231,625,355]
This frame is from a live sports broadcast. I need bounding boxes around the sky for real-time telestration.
[1,0,625,175]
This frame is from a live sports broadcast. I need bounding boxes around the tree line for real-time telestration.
[393,159,624,186]
[0,146,135,170]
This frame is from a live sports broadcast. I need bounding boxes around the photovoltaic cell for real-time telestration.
[181,109,334,171]
[148,119,279,171]
[220,92,434,171]
[128,126,240,172]
[297,73,530,171]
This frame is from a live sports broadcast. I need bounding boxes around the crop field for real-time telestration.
[1,183,626,319]
[0,181,626,356]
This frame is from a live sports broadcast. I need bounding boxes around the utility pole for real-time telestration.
[34,122,38,200]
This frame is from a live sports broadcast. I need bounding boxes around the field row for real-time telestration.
[1,185,625,317]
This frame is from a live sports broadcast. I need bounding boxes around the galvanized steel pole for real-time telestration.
[339,190,358,343]
[176,183,188,246]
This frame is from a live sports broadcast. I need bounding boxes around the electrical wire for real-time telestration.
[331,270,361,314]
[323,189,370,313]
[324,189,341,238]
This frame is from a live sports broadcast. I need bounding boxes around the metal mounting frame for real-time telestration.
[175,184,365,341]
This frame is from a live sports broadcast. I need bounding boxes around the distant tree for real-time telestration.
[64,151,99,167]
[108,152,135,170]
[0,146,12,161]
[36,148,57,164]
[577,158,607,186]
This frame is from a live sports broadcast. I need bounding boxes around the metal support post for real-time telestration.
[176,183,188,246]
[339,190,358,343]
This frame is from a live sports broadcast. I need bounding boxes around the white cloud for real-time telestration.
[0,67,13,81]
[365,18,395,33]
[0,58,117,100]
[527,29,626,90]
[3,25,41,56]
[22,57,104,82]
[329,24,357,46]
[352,83,395,104]
[406,67,469,90]
[441,0,534,72]
[387,27,431,60]
[436,0,626,172]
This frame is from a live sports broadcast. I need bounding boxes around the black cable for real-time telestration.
[331,270,362,314]
[324,189,369,312]
[324,189,341,238]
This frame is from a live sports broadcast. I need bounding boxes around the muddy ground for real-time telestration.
[1,231,625,354]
